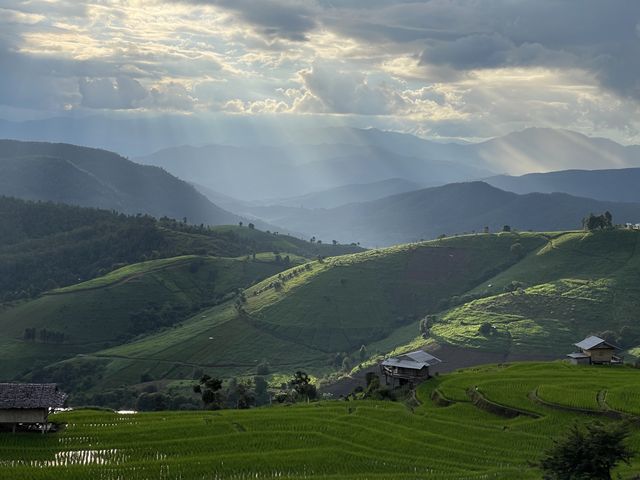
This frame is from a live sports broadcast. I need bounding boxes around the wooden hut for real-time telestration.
[567,336,620,365]
[380,350,442,387]
[0,383,67,433]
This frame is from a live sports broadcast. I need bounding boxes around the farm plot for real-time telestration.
[2,362,640,479]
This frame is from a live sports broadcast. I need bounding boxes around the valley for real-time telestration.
[2,4,640,478]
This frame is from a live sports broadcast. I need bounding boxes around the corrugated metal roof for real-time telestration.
[381,350,442,370]
[574,336,616,351]
[566,352,590,359]
[0,383,67,409]
[403,350,442,366]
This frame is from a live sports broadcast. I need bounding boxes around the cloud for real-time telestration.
[182,0,318,41]
[324,0,640,101]
[148,82,198,111]
[79,76,148,110]
[1,0,640,145]
[295,63,403,115]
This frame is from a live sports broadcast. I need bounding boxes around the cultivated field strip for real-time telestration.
[2,362,640,479]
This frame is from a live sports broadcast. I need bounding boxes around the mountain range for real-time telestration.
[224,182,640,246]
[0,140,243,227]
[486,168,640,204]
[136,127,640,202]
[136,143,487,200]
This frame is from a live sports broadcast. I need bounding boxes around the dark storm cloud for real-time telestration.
[319,0,640,99]
[183,0,318,41]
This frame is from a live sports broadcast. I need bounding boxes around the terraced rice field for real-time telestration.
[2,362,639,479]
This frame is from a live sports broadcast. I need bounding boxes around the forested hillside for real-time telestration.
[0,196,361,300]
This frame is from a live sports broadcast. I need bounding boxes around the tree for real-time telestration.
[341,356,353,372]
[193,374,223,409]
[248,223,255,229]
[238,221,243,227]
[583,212,614,231]
[136,392,168,411]
[290,371,317,401]
[479,322,493,336]
[538,421,633,480]
[503,225,511,232]
[419,315,436,337]
[358,345,368,362]
[332,240,337,245]
[254,375,270,405]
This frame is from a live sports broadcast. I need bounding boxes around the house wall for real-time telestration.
[588,349,614,363]
[570,357,590,365]
[0,409,47,424]
[396,367,429,377]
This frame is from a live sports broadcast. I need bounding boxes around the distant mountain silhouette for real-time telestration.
[259,182,640,246]
[0,140,241,226]
[136,143,490,201]
[269,178,423,209]
[486,167,640,203]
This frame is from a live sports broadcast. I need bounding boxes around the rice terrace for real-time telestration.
[1,363,639,479]
[4,1,640,478]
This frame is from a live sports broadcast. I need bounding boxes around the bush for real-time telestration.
[479,322,493,336]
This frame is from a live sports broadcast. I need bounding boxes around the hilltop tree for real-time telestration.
[503,225,512,232]
[583,212,614,231]
[538,421,633,479]
[248,223,255,229]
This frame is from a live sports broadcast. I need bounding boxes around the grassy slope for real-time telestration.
[2,362,639,479]
[0,254,300,379]
[71,233,547,386]
[430,229,640,355]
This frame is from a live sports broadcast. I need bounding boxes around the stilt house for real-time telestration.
[380,350,442,387]
[567,336,621,365]
[0,383,67,433]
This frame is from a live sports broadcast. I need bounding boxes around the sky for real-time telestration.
[2,0,640,144]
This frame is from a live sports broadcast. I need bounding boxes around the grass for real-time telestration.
[429,229,640,356]
[0,255,299,379]
[2,362,639,479]
[64,233,547,387]
[9,229,640,401]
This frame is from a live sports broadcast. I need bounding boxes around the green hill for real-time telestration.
[11,228,640,405]
[51,233,547,390]
[0,196,361,301]
[430,229,640,356]
[0,254,307,380]
[2,362,640,479]
[0,139,242,225]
